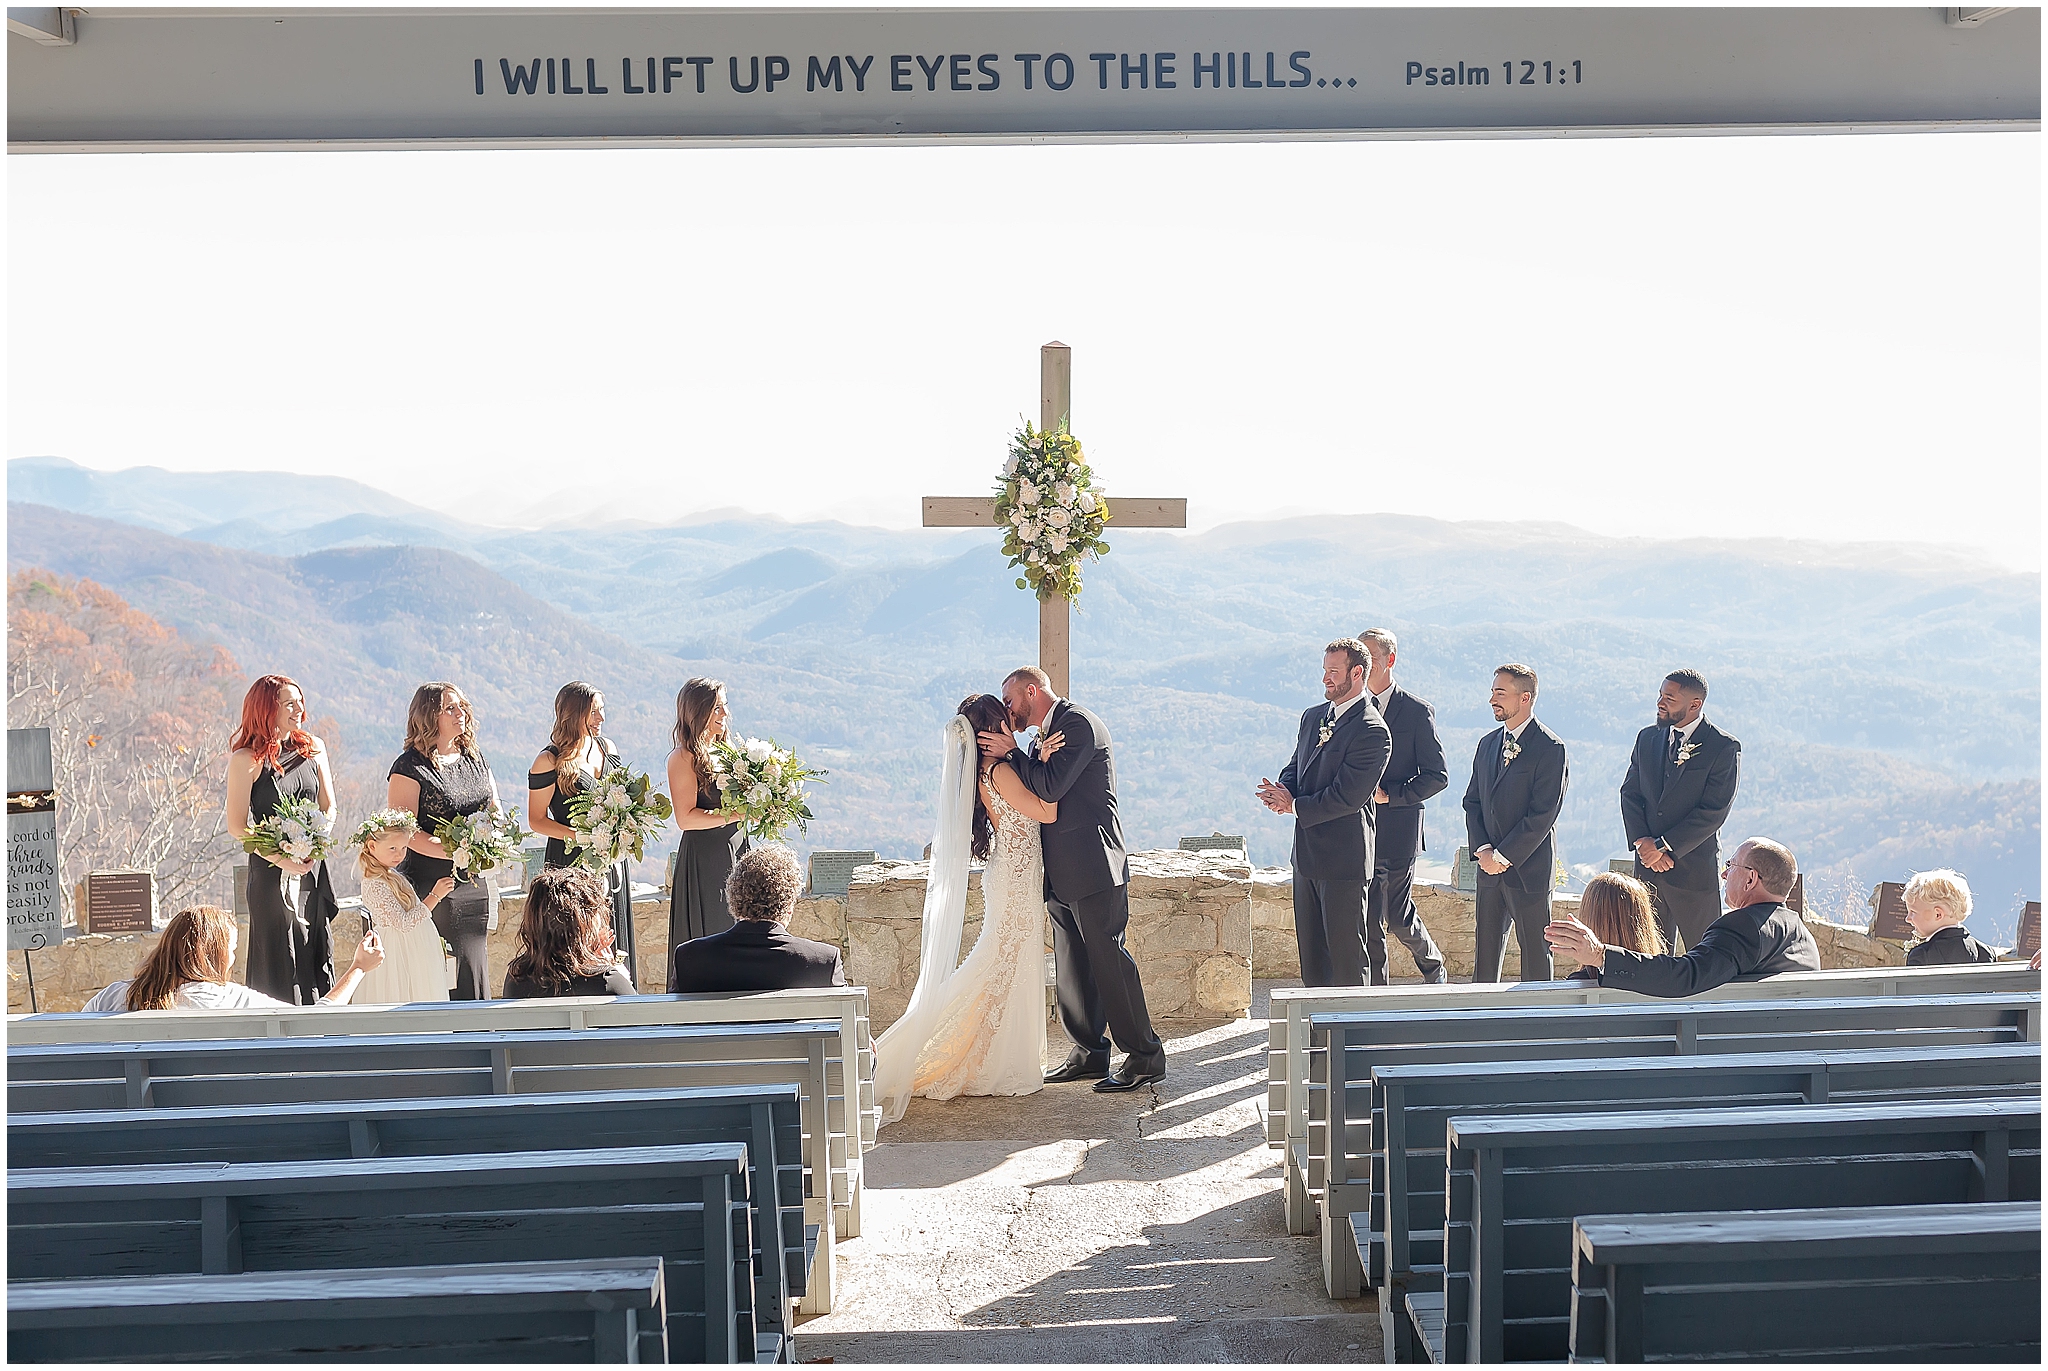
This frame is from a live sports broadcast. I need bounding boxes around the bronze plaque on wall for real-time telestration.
[1866,881,1911,941]
[2016,902,2041,960]
[86,870,155,935]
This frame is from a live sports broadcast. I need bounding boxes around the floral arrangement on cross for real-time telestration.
[995,419,1111,601]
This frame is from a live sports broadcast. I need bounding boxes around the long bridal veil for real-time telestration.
[872,715,977,1126]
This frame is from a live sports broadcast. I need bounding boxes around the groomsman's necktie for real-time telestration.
[1668,730,1683,766]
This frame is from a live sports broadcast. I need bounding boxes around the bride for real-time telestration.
[874,693,1064,1125]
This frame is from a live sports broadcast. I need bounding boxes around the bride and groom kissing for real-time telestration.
[873,666,1169,1124]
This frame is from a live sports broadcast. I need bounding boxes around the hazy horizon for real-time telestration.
[9,453,2036,576]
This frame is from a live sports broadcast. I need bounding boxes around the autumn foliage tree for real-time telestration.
[7,569,241,918]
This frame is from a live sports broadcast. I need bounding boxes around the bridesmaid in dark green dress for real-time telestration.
[527,680,634,980]
[224,674,339,1004]
[526,682,617,871]
[665,676,750,992]
[385,682,501,1001]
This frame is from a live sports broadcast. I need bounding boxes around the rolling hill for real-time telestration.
[8,458,2040,943]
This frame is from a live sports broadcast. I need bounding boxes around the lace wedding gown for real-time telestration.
[874,719,1048,1125]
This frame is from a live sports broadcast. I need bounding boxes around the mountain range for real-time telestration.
[9,455,2040,942]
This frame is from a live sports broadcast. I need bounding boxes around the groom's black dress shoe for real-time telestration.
[1093,1057,1167,1093]
[1045,1053,1110,1083]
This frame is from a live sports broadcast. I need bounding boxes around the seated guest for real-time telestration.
[672,846,846,993]
[81,905,384,1012]
[1903,869,1998,966]
[502,866,637,999]
[1563,873,1667,980]
[1546,837,1820,996]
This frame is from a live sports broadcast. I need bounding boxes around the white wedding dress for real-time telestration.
[874,716,1048,1125]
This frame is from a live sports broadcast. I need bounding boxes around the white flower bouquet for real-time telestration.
[432,804,530,881]
[706,734,826,841]
[242,795,335,865]
[566,761,675,869]
[994,418,1111,602]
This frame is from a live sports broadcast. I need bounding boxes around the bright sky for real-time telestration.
[8,108,2040,567]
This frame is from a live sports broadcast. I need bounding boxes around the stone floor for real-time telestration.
[795,981,1380,1363]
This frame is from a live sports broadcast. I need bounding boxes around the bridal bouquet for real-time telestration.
[242,795,335,865]
[994,418,1111,602]
[707,735,826,840]
[566,761,675,869]
[432,804,530,881]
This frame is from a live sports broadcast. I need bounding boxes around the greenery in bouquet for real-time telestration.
[566,761,675,869]
[242,794,335,865]
[432,804,530,881]
[993,418,1111,602]
[707,734,826,841]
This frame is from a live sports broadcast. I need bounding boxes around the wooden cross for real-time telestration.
[921,341,1187,697]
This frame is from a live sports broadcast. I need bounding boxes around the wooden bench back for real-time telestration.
[9,1083,808,1330]
[1570,1202,2041,1363]
[1442,1097,2043,1363]
[9,1142,753,1364]
[1267,963,2040,1148]
[1363,1041,2042,1294]
[7,1257,669,1364]
[1304,992,2039,1205]
[8,984,882,1178]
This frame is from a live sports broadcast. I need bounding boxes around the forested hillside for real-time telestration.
[9,467,2039,943]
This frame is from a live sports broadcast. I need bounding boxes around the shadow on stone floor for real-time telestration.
[875,1013,1273,1163]
[798,1188,1378,1363]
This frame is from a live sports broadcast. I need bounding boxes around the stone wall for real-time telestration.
[7,883,850,1012]
[0,863,1919,1015]
[845,849,1252,1036]
[1253,874,1907,980]
[1802,913,1910,969]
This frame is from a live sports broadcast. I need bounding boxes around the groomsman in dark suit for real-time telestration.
[1357,629,1448,985]
[1258,638,1393,988]
[1618,669,1741,953]
[1461,664,1569,982]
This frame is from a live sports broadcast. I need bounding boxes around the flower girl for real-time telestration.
[350,809,456,1004]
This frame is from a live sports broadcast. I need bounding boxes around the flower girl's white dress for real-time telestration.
[352,874,451,1004]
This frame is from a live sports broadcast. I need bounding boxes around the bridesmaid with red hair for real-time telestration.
[224,674,339,1003]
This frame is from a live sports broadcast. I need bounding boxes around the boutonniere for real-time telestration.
[1501,734,1522,765]
[1315,714,1337,749]
[1674,739,1700,768]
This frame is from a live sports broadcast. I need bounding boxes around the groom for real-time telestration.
[978,666,1167,1093]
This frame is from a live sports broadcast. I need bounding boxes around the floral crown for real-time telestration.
[350,808,419,847]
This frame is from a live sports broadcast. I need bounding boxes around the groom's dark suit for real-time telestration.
[1619,717,1740,952]
[1007,699,1165,1073]
[1278,695,1393,988]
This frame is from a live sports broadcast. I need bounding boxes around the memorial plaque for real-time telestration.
[7,809,63,951]
[1608,858,1637,876]
[1453,846,1478,893]
[85,870,155,935]
[808,850,878,898]
[1867,880,1912,941]
[1179,833,1246,857]
[1786,872,1806,915]
[2016,902,2041,960]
